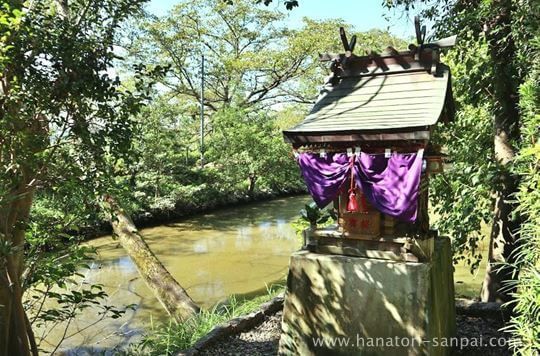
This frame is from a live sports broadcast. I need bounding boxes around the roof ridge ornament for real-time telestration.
[411,16,457,76]
[339,27,357,67]
[319,20,457,80]
[415,16,427,47]
[339,27,356,56]
[411,16,457,53]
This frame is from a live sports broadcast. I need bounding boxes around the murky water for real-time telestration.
[40,196,310,353]
[90,196,311,309]
[37,195,484,353]
[453,244,488,298]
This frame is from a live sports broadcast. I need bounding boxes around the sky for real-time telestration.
[146,0,425,40]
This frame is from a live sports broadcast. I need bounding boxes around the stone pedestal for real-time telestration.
[278,237,455,356]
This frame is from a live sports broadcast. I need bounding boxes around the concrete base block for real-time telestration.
[278,237,456,356]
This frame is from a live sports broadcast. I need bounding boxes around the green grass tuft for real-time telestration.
[131,284,284,355]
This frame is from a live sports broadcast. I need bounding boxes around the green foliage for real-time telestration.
[430,103,495,270]
[128,0,404,110]
[110,103,305,218]
[504,70,540,354]
[130,0,315,109]
[0,3,22,67]
[290,202,336,246]
[426,24,503,271]
[256,0,299,10]
[24,193,137,352]
[0,0,155,214]
[300,202,336,228]
[206,107,303,195]
[113,2,406,219]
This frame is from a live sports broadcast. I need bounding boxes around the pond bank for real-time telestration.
[78,188,308,240]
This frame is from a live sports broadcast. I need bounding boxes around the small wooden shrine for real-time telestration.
[283,18,457,263]
[279,18,457,356]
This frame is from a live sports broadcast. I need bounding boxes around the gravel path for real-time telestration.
[200,311,510,355]
[453,315,510,356]
[200,312,282,356]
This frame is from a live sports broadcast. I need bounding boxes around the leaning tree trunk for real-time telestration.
[103,196,200,322]
[480,0,521,303]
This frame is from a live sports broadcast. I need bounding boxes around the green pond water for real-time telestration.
[40,195,485,353]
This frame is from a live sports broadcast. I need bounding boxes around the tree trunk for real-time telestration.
[480,0,521,302]
[248,174,257,197]
[103,196,200,322]
[481,130,520,302]
[0,185,37,356]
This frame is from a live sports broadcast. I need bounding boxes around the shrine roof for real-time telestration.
[283,55,454,145]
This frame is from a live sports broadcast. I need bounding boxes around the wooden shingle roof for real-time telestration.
[283,59,454,145]
[295,66,450,128]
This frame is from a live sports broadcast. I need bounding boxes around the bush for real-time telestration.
[504,73,540,355]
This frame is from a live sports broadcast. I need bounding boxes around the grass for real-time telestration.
[129,284,284,355]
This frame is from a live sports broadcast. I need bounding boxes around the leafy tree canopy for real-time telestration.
[127,0,406,112]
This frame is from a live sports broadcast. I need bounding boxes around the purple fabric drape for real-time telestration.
[296,153,351,208]
[296,150,424,222]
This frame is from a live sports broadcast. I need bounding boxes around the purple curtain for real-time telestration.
[296,153,351,208]
[296,150,424,222]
